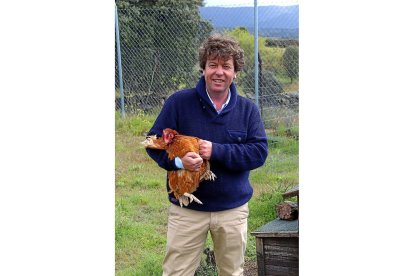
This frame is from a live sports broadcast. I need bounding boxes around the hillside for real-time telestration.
[199,5,299,38]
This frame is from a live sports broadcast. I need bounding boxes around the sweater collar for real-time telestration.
[195,76,238,114]
[205,88,231,114]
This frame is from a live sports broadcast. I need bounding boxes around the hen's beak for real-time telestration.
[141,135,157,147]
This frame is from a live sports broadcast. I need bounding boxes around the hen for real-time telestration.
[142,128,216,207]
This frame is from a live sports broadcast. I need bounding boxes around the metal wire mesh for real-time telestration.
[115,2,298,137]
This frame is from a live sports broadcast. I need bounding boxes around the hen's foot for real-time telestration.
[201,170,217,181]
[179,193,203,207]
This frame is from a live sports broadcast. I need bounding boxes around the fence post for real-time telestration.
[254,0,260,116]
[115,5,125,119]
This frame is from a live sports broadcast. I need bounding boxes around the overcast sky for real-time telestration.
[203,0,298,7]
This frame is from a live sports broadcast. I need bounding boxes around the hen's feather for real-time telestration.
[142,128,216,207]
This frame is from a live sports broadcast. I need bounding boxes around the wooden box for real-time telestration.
[251,219,299,276]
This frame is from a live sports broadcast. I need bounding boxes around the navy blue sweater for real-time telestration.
[146,76,268,211]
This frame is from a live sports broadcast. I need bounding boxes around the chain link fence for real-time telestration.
[115,2,299,139]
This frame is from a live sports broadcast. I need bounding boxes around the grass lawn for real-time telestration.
[115,111,298,275]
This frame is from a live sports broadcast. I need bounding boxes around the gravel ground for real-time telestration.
[244,260,258,276]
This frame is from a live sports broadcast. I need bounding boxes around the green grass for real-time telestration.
[115,110,154,136]
[115,110,299,274]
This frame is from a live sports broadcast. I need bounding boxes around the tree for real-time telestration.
[282,46,299,83]
[225,27,284,109]
[115,0,213,111]
[239,68,284,106]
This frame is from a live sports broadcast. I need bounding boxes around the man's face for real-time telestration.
[203,56,236,95]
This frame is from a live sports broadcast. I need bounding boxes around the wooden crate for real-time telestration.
[252,219,299,276]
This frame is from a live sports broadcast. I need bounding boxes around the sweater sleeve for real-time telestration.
[145,96,180,171]
[210,109,268,171]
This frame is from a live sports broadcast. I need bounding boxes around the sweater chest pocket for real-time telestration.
[227,130,247,143]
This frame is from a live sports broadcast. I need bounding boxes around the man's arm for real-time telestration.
[206,109,268,171]
[145,97,179,171]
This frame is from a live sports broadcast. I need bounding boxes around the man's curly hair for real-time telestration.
[199,34,245,73]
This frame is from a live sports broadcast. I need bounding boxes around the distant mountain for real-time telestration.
[199,5,299,38]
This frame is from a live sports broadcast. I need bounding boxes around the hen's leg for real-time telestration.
[179,193,203,207]
[185,193,203,204]
[201,171,216,181]
[179,196,189,207]
[200,161,217,181]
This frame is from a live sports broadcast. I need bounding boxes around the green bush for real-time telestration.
[282,46,299,83]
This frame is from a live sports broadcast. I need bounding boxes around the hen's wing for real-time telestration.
[167,159,216,207]
[168,170,202,206]
[166,135,199,159]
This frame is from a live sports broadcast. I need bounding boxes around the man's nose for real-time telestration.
[215,66,224,75]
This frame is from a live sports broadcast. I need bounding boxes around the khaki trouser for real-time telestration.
[162,203,249,276]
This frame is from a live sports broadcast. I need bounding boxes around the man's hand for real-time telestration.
[199,139,212,160]
[181,152,203,171]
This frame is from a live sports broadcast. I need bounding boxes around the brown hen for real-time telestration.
[142,128,216,207]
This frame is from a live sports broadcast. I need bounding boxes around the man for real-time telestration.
[146,34,268,275]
